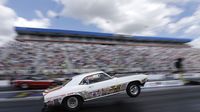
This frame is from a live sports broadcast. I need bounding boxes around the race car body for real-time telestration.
[42,71,148,111]
[11,76,61,89]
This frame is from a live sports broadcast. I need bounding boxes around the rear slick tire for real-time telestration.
[62,96,83,111]
[126,83,141,97]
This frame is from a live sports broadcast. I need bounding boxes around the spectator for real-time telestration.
[0,40,200,75]
[174,58,184,72]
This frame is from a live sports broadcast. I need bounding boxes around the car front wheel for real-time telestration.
[126,82,141,97]
[62,96,83,111]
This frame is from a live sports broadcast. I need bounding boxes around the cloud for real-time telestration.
[15,17,50,28]
[168,6,200,37]
[0,1,17,46]
[52,0,60,4]
[47,10,58,18]
[0,0,7,4]
[35,10,45,18]
[184,25,200,35]
[55,0,183,35]
[15,10,50,28]
[0,1,52,46]
[187,38,200,48]
[152,0,200,4]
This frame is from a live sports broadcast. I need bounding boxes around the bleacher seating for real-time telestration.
[0,39,200,75]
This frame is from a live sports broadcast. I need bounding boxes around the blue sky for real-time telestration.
[6,0,100,32]
[5,0,200,39]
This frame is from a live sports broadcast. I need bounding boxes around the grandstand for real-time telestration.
[1,27,199,76]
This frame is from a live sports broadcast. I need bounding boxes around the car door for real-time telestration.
[30,77,52,88]
[81,73,119,100]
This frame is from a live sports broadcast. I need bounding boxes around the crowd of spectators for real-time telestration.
[0,40,200,75]
[0,41,68,75]
[65,43,200,70]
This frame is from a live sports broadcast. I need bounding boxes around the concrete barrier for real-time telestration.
[0,80,10,87]
[144,80,184,88]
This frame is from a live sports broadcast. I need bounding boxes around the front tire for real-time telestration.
[126,82,141,97]
[62,96,83,111]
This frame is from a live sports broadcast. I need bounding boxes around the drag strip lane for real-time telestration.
[0,86,200,112]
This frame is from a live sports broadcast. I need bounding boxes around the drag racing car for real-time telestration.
[11,76,62,89]
[42,71,148,111]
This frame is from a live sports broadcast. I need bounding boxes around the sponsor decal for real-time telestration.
[83,84,125,99]
[109,85,121,93]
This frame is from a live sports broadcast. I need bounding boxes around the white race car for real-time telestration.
[42,71,148,111]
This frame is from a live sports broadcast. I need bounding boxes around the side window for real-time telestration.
[98,73,111,81]
[80,73,111,85]
[81,78,89,85]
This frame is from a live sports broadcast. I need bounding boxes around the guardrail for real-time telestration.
[0,80,10,87]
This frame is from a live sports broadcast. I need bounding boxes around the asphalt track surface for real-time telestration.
[0,86,200,112]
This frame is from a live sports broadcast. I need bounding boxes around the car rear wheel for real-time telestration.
[126,82,141,97]
[62,96,83,111]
